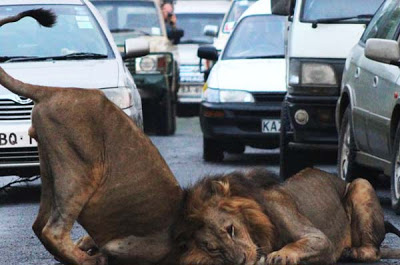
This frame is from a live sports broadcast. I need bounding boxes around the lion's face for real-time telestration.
[181,205,258,265]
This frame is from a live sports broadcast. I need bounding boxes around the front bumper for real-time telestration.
[286,94,338,148]
[200,101,282,149]
[134,73,169,100]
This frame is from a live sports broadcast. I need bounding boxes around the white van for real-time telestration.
[198,0,286,162]
[272,0,384,179]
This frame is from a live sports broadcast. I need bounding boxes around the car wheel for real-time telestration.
[279,101,310,180]
[391,122,400,214]
[203,137,224,162]
[337,106,361,182]
[157,91,175,136]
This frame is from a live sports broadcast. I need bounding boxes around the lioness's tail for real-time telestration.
[0,9,57,102]
[380,221,400,259]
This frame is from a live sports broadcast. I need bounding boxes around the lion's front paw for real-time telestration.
[266,250,300,265]
[82,253,108,265]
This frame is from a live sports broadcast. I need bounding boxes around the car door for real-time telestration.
[353,0,400,157]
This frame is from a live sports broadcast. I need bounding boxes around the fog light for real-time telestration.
[295,109,309,125]
[203,109,225,118]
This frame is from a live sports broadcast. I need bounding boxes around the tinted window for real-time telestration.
[93,1,162,36]
[361,0,400,42]
[222,0,256,33]
[0,5,112,59]
[223,15,285,60]
[302,0,384,22]
[176,13,224,44]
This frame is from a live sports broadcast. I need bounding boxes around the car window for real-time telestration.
[301,0,384,22]
[222,0,256,33]
[0,5,112,59]
[176,13,224,44]
[361,0,400,42]
[92,1,162,36]
[222,15,285,60]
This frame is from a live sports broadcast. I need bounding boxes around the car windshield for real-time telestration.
[176,13,224,44]
[223,15,285,60]
[301,0,384,22]
[222,0,256,33]
[93,1,162,37]
[0,5,112,60]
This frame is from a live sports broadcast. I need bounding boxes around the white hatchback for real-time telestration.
[0,0,148,177]
[198,0,286,162]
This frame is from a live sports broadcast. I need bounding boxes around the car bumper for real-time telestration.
[286,94,338,148]
[200,101,282,149]
[134,74,169,100]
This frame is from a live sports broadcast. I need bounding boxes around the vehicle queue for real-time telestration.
[1,0,400,215]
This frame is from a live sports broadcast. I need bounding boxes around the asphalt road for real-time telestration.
[0,117,400,265]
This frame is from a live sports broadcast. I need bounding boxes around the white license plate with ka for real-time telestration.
[261,119,281,133]
[0,132,37,148]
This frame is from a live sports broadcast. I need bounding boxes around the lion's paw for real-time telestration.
[266,250,300,265]
[82,253,108,265]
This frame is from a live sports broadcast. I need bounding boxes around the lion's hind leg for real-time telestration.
[341,178,385,262]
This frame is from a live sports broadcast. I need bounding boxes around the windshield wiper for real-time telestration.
[0,56,39,63]
[1,52,108,62]
[242,55,284,59]
[110,28,150,36]
[311,14,373,28]
[181,39,211,44]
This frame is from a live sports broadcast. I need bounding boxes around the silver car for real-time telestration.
[336,0,400,214]
[0,0,147,177]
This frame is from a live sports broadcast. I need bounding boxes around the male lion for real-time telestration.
[0,9,182,265]
[178,168,400,265]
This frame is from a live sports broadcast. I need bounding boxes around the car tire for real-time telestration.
[337,106,362,182]
[203,137,224,162]
[391,122,400,214]
[279,101,310,180]
[157,91,176,136]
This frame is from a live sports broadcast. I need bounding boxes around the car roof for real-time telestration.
[174,0,230,14]
[0,0,83,5]
[240,0,272,18]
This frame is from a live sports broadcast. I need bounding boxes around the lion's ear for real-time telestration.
[211,181,230,197]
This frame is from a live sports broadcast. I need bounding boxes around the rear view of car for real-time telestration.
[198,0,286,162]
[175,0,229,116]
[0,0,146,177]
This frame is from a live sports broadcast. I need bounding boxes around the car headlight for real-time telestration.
[202,87,255,103]
[101,87,132,109]
[135,54,171,74]
[288,59,339,96]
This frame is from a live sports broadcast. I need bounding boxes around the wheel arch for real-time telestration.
[336,89,351,132]
[390,103,400,148]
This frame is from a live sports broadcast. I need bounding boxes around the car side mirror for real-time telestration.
[124,38,150,59]
[204,25,218,37]
[198,46,218,61]
[168,28,184,44]
[365,38,400,66]
[271,0,295,16]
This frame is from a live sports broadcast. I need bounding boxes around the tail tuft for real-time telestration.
[20,9,57,28]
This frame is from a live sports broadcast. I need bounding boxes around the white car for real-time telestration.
[0,0,147,177]
[175,0,229,115]
[198,0,286,161]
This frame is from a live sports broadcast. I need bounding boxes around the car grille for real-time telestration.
[252,92,286,103]
[0,147,39,164]
[0,99,33,120]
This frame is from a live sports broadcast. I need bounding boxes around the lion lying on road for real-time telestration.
[0,10,182,265]
[178,168,400,265]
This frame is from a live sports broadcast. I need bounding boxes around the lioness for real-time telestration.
[0,9,182,265]
[178,168,400,265]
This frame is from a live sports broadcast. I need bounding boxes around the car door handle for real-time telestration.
[355,67,360,78]
[373,76,379,87]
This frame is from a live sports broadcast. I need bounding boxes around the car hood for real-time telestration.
[177,44,201,65]
[0,60,119,96]
[208,59,286,92]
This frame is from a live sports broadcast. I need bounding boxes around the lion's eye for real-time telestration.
[226,224,235,238]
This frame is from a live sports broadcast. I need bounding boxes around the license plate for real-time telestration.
[0,131,37,148]
[261,119,281,133]
[178,86,202,96]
